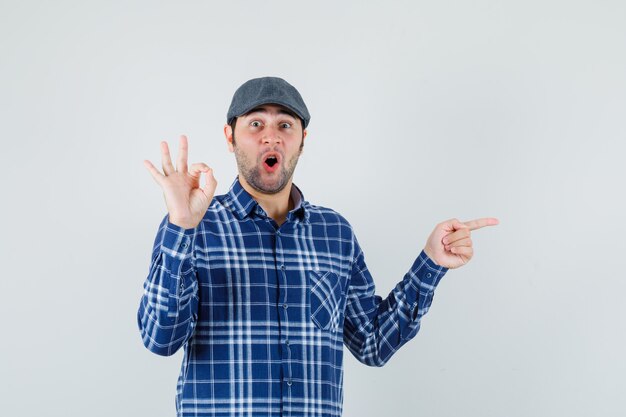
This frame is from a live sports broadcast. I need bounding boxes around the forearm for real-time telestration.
[137,218,199,356]
[344,249,448,366]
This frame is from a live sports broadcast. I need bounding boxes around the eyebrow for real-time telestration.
[245,106,297,119]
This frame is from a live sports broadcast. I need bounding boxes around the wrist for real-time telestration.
[423,246,438,265]
[168,215,196,230]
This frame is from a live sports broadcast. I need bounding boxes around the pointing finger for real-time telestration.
[463,217,500,231]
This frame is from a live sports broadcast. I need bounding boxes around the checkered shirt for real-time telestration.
[137,177,448,416]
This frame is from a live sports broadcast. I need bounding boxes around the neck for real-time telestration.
[238,175,294,225]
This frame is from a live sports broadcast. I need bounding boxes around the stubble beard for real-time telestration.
[233,140,303,195]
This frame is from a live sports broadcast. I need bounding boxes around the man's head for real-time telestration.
[224,77,310,195]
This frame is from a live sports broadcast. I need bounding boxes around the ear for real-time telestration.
[224,124,234,153]
[300,129,308,154]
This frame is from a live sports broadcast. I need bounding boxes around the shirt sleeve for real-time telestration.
[342,233,448,367]
[137,214,200,356]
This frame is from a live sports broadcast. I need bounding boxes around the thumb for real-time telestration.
[452,219,468,230]
[441,218,467,232]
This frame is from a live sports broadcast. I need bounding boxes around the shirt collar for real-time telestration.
[226,176,310,224]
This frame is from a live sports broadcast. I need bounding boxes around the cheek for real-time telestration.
[288,135,304,150]
[235,138,258,152]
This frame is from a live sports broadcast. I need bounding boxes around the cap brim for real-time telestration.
[229,100,308,128]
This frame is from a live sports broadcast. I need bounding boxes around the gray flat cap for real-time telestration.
[227,76,310,128]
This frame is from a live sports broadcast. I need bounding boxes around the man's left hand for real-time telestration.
[423,217,499,269]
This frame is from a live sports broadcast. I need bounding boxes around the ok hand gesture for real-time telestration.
[423,217,499,269]
[143,135,217,229]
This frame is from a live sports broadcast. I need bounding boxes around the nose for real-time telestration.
[262,125,282,145]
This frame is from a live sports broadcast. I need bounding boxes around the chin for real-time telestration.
[262,183,287,194]
[249,178,286,195]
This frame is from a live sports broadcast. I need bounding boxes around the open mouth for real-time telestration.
[265,156,278,167]
[262,152,281,172]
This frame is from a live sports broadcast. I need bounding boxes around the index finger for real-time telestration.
[463,217,500,231]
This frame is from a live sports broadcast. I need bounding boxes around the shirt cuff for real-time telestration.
[160,220,196,261]
[417,249,449,287]
[399,250,449,337]
[407,250,448,307]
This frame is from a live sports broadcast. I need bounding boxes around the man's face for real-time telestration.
[225,104,307,195]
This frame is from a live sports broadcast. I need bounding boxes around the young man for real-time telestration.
[139,76,499,417]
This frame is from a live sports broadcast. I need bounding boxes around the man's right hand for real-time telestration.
[143,135,217,229]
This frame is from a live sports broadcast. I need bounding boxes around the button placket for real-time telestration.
[274,226,294,398]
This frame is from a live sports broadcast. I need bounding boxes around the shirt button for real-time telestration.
[427,273,432,278]
[285,339,290,346]
[276,231,281,236]
[283,303,288,309]
[181,242,188,248]
[280,265,285,271]
[287,379,292,386]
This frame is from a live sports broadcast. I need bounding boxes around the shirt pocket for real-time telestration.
[309,270,345,332]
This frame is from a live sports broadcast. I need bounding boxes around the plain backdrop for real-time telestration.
[1,1,625,416]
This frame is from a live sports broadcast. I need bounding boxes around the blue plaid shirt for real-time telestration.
[138,177,448,417]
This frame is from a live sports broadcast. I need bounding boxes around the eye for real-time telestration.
[280,122,292,129]
[250,120,262,128]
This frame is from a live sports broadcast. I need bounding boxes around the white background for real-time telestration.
[1,1,625,416]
